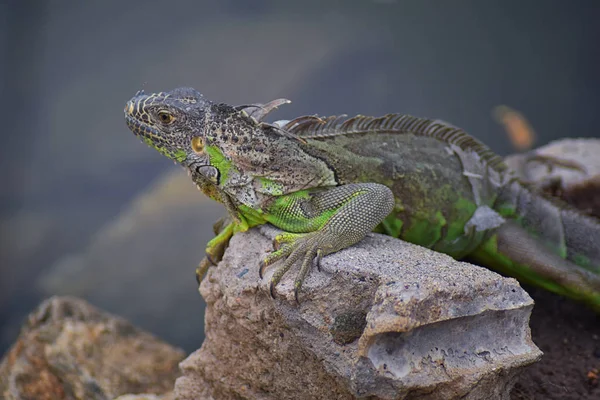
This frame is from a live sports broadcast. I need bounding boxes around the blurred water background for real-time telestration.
[1,0,599,355]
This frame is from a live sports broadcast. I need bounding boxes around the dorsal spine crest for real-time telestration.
[283,113,508,173]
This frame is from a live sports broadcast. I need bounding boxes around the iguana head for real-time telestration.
[124,87,217,167]
[125,87,337,208]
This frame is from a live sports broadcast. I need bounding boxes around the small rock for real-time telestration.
[175,228,542,400]
[114,394,174,400]
[505,138,600,218]
[0,296,185,400]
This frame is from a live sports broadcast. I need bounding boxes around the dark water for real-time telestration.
[1,0,599,355]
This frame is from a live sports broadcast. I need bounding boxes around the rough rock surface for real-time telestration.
[505,138,600,218]
[0,296,184,400]
[114,394,174,400]
[505,138,600,185]
[175,227,542,400]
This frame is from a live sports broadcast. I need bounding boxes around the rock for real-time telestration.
[505,138,600,218]
[0,296,184,400]
[175,227,542,400]
[505,138,600,186]
[114,394,174,400]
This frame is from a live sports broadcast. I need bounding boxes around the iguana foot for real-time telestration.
[259,183,395,302]
[259,231,329,302]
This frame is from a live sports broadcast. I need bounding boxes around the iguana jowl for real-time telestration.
[124,87,600,308]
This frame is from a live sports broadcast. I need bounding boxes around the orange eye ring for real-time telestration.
[191,137,204,153]
[157,110,175,124]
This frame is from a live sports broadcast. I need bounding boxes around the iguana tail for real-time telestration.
[471,180,600,310]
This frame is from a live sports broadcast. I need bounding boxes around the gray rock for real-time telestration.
[505,138,600,218]
[505,138,600,189]
[175,227,542,400]
[114,394,174,400]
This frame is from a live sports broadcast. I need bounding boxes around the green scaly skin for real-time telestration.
[124,87,600,308]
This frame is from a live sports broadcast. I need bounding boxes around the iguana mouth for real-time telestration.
[124,103,168,143]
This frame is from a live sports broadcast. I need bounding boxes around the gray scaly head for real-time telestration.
[124,87,213,170]
[124,87,298,188]
[125,87,338,210]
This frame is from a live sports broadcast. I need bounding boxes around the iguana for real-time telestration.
[124,87,600,308]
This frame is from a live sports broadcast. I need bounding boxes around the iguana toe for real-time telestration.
[259,244,294,278]
[272,232,304,250]
[196,257,213,285]
[293,251,317,303]
[261,232,324,301]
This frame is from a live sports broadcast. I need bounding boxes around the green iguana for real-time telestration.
[124,87,600,308]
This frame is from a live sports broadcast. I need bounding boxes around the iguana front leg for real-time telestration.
[259,183,395,301]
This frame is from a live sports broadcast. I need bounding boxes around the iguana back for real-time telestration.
[282,113,600,301]
[291,116,505,258]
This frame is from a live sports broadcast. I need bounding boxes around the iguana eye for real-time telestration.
[157,110,174,124]
[191,137,204,153]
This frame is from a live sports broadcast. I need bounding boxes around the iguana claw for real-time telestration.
[259,231,325,301]
[315,249,323,272]
[196,257,213,285]
[205,252,218,266]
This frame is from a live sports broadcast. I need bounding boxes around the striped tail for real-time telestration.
[471,180,600,310]
[500,180,600,272]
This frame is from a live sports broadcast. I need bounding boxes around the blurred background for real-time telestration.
[1,0,599,355]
